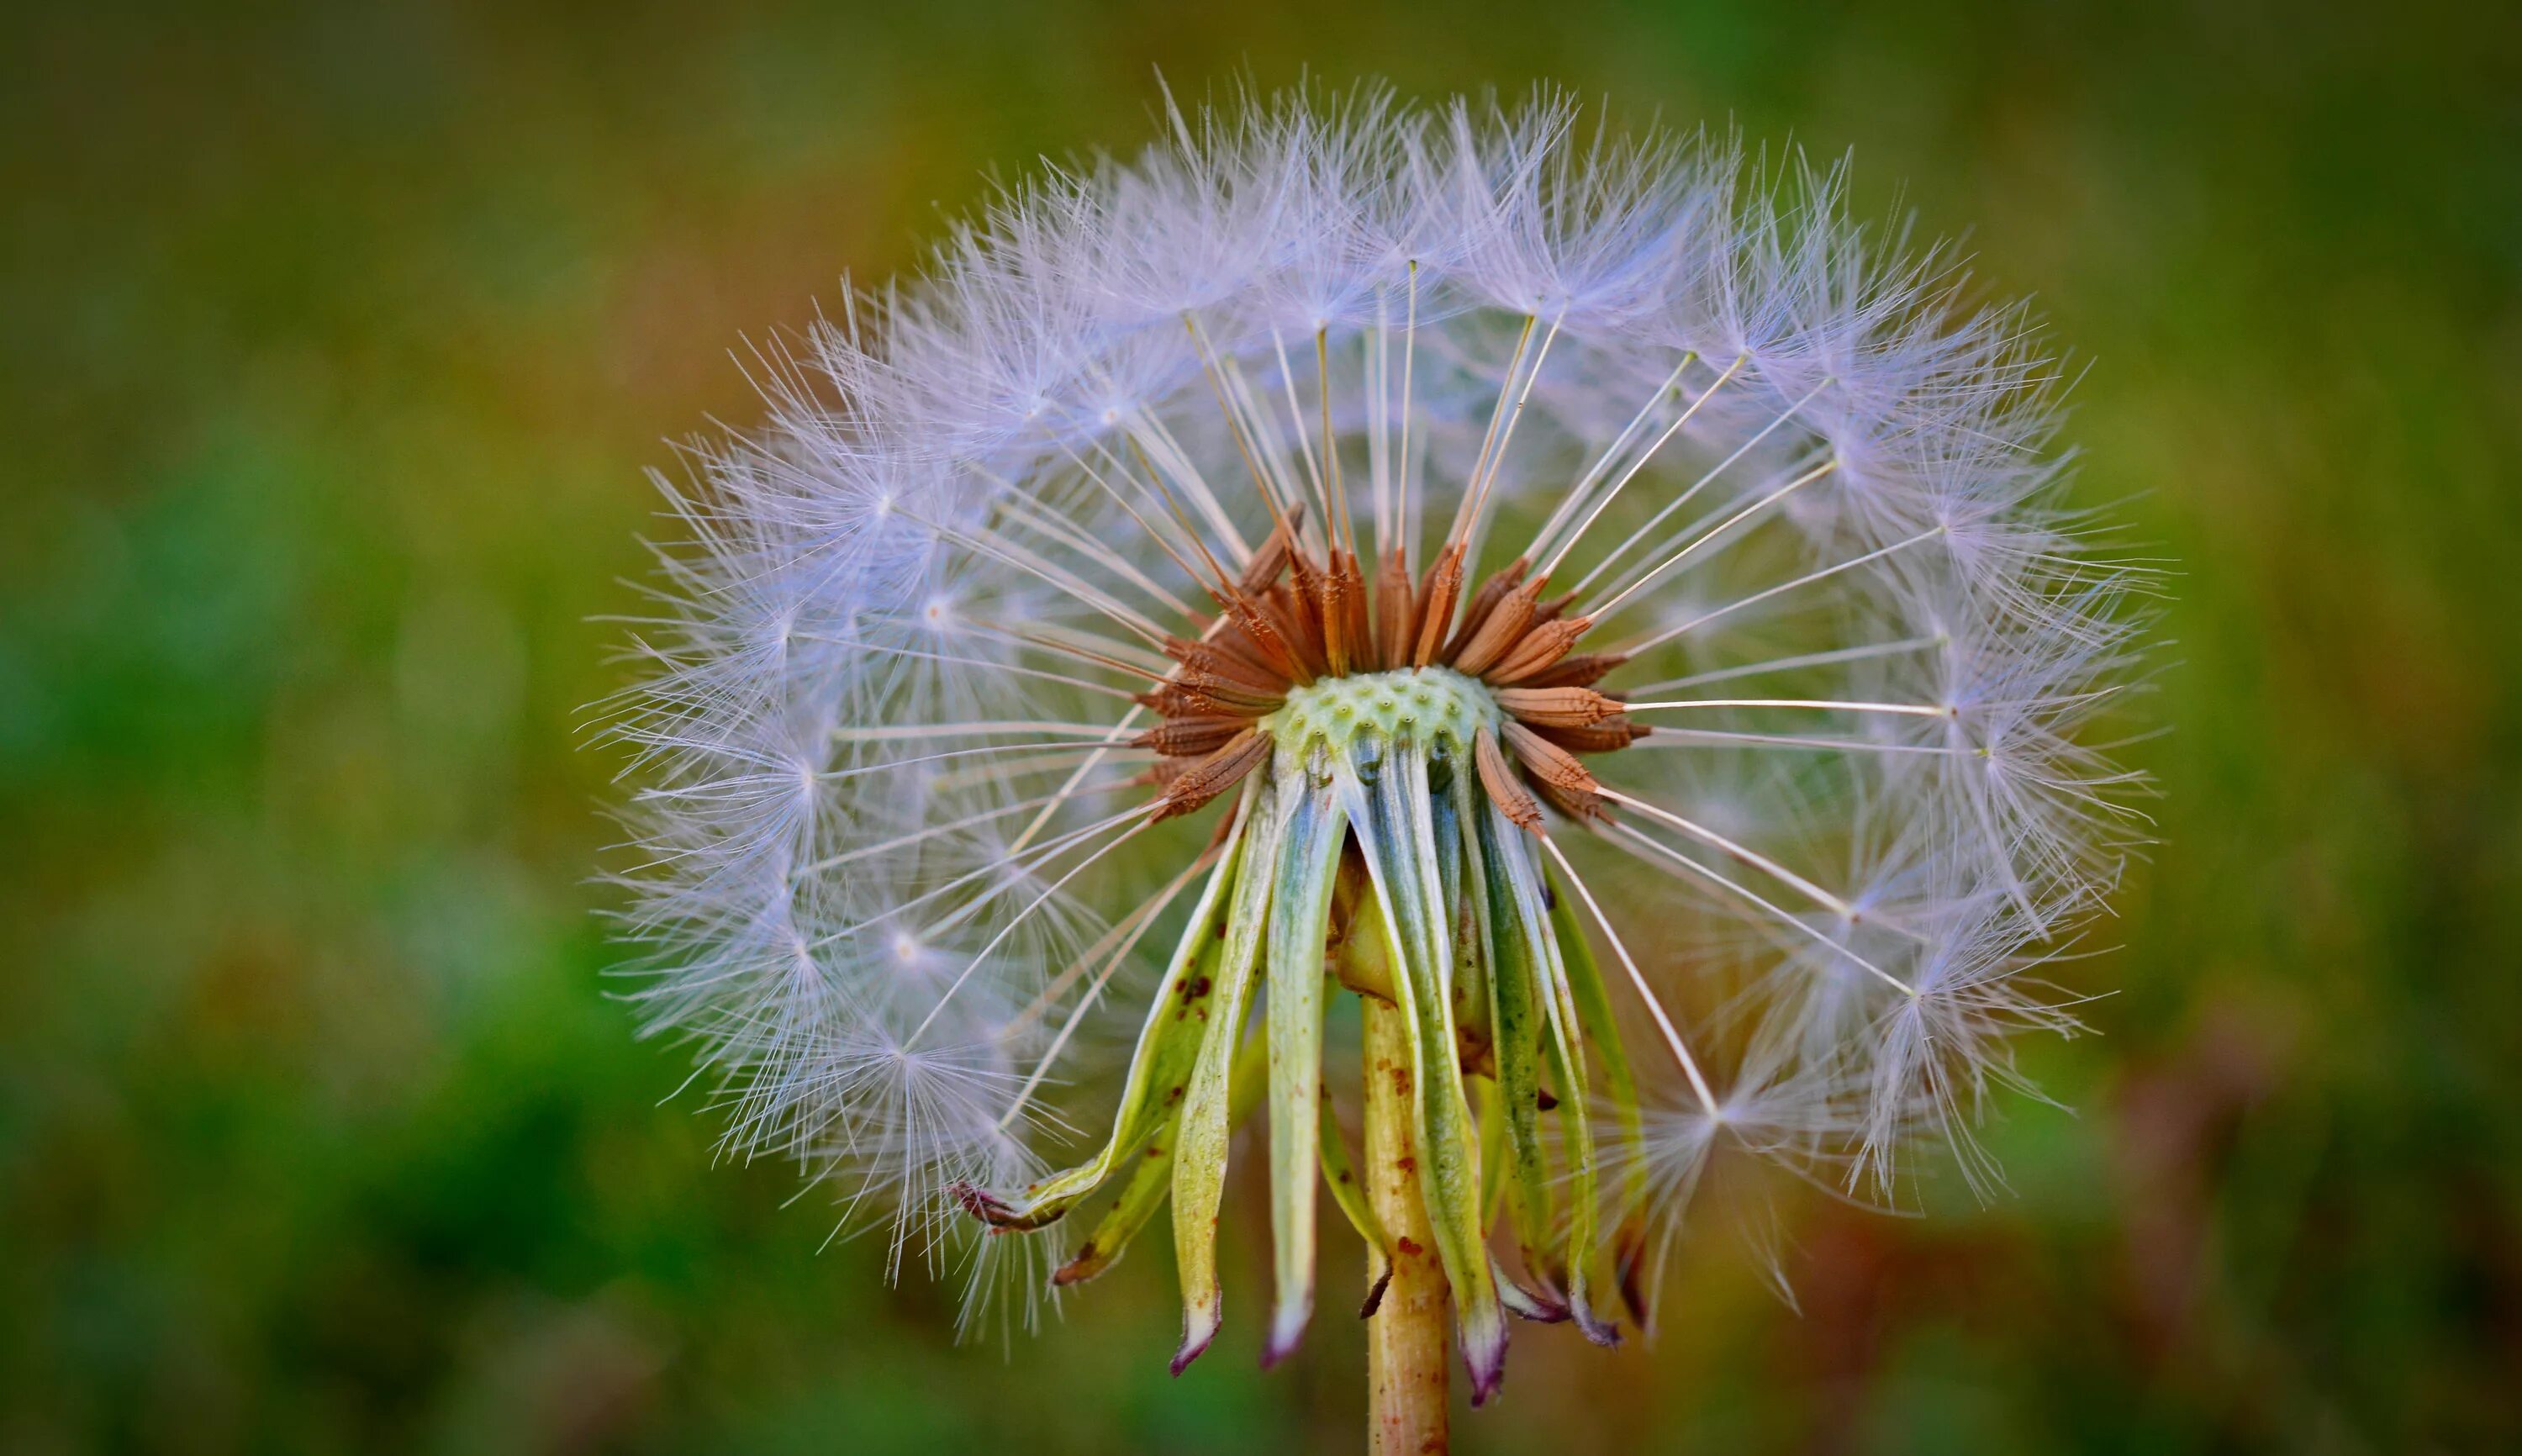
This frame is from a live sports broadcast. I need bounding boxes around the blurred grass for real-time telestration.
[3,1,2518,1451]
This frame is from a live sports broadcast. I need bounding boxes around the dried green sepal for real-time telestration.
[954,783,1258,1232]
[1054,1005,1269,1288]
[1169,773,1285,1374]
[1492,807,1616,1345]
[1464,776,1561,1302]
[1263,773,1349,1367]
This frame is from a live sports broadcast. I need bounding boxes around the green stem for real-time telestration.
[1362,988,1448,1455]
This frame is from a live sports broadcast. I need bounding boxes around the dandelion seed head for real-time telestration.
[604,82,2153,1345]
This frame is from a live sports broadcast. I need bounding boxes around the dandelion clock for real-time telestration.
[606,86,2150,1452]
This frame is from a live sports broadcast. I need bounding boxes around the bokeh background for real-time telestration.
[6,1,2518,1451]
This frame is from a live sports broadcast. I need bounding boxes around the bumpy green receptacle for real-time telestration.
[1264,665,1501,760]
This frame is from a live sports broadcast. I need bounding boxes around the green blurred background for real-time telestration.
[5,1,2517,1451]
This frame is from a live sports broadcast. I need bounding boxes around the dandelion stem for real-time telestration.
[1362,977,1449,1456]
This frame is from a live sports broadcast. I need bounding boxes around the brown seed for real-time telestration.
[1502,720,1604,807]
[1148,728,1272,822]
[1203,623,1285,683]
[1237,501,1306,595]
[1410,543,1466,667]
[1163,635,1290,694]
[1494,686,1622,728]
[1341,551,1373,672]
[1532,773,1611,824]
[1450,575,1549,677]
[1317,551,1363,676]
[1259,582,1329,682]
[1513,652,1626,690]
[1133,716,1248,756]
[1441,557,1531,663]
[1532,717,1651,754]
[1231,599,1311,683]
[1485,615,1593,684]
[1137,679,1279,719]
[1474,726,1543,832]
[1372,547,1415,669]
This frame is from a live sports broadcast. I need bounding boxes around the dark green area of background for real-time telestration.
[5,1,2518,1451]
